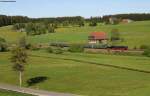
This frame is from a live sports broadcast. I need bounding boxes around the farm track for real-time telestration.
[30,54,150,74]
[0,83,78,96]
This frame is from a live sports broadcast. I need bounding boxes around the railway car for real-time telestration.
[107,46,128,51]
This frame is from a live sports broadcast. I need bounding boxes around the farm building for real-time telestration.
[88,32,108,44]
[121,19,133,23]
[109,17,118,24]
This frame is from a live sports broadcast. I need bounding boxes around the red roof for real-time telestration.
[89,32,107,40]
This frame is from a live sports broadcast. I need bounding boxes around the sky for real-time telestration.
[0,0,150,18]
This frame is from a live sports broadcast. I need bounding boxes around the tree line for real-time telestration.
[103,13,150,21]
[1,13,150,27]
[31,16,85,27]
[13,23,56,35]
[0,15,29,27]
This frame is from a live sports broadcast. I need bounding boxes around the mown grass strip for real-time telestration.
[30,54,150,74]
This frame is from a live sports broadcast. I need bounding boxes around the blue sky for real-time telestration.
[0,0,150,18]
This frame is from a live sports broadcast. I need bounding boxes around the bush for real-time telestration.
[0,43,8,52]
[140,45,149,50]
[54,47,63,54]
[143,47,150,57]
[89,22,97,26]
[133,46,137,50]
[25,43,32,49]
[50,42,69,48]
[30,45,40,51]
[68,44,84,53]
[0,37,8,52]
[110,29,121,41]
[47,47,53,53]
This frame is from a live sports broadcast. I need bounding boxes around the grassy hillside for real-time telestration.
[28,21,150,48]
[0,26,25,44]
[1,51,150,96]
[0,21,150,96]
[0,21,150,48]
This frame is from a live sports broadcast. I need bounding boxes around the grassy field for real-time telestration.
[0,21,150,95]
[0,21,150,48]
[28,21,150,48]
[0,50,150,96]
[0,26,25,44]
[0,89,32,96]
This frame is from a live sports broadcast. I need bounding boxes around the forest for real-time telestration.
[1,13,150,27]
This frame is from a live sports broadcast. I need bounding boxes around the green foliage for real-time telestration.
[103,13,150,21]
[18,36,32,50]
[36,24,46,35]
[68,44,84,53]
[25,23,35,35]
[62,21,69,26]
[143,47,150,57]
[11,47,27,86]
[140,45,149,50]
[25,43,32,50]
[24,23,56,35]
[110,29,121,41]
[11,47,28,72]
[13,23,25,31]
[47,47,53,53]
[30,45,40,51]
[0,15,29,27]
[48,26,55,33]
[79,22,85,27]
[89,21,97,26]
[0,37,6,42]
[86,17,102,23]
[0,37,7,52]
[54,47,63,54]
[18,36,27,48]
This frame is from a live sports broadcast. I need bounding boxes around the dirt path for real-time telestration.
[0,83,79,96]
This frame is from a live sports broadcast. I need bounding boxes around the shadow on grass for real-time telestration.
[26,76,48,87]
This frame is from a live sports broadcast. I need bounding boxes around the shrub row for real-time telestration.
[47,47,63,54]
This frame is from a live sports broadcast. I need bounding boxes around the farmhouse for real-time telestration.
[88,32,108,44]
[121,19,133,23]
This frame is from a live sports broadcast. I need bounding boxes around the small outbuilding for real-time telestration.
[88,32,108,44]
[121,19,133,23]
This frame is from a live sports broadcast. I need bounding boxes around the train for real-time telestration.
[50,42,128,51]
[107,46,128,51]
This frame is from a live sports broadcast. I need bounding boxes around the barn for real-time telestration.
[88,32,108,44]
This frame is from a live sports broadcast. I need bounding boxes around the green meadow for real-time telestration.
[0,21,150,96]
[0,50,150,96]
[28,21,150,48]
[0,21,150,48]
